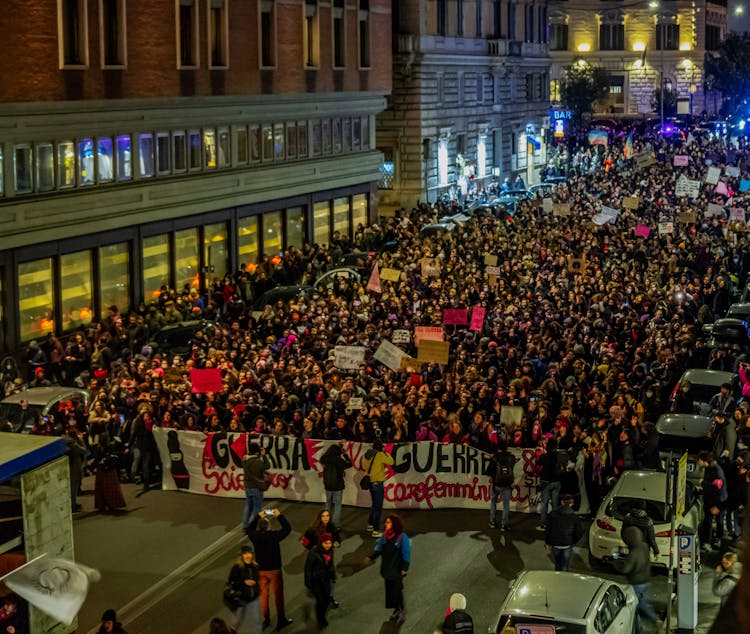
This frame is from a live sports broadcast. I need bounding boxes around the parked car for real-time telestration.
[588,470,703,569]
[491,570,638,634]
[419,223,455,239]
[0,386,90,433]
[726,303,750,321]
[251,285,313,311]
[669,369,740,416]
[656,413,714,478]
[148,319,218,358]
[315,267,362,290]
[528,182,556,197]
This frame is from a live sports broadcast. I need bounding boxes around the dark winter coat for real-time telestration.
[545,505,584,547]
[442,608,474,633]
[320,444,352,491]
[622,508,659,556]
[304,546,335,597]
[614,526,652,585]
[246,514,291,571]
[228,561,260,603]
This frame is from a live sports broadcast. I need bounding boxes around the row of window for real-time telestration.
[0,115,371,196]
[60,0,371,70]
[16,194,368,341]
[434,0,548,44]
[550,23,682,51]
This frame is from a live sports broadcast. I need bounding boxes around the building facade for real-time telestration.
[548,0,727,117]
[0,0,391,353]
[378,0,551,209]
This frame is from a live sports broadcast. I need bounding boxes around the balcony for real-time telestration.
[489,40,548,58]
[395,34,416,54]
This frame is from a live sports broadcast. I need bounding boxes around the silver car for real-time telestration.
[491,570,638,634]
[0,386,90,433]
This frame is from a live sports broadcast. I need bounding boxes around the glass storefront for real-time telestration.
[313,200,330,246]
[333,197,350,237]
[285,207,305,248]
[60,250,93,331]
[36,143,55,191]
[18,258,54,342]
[143,234,170,301]
[238,217,259,266]
[14,145,32,193]
[352,193,368,229]
[204,129,217,169]
[98,138,114,182]
[58,141,76,188]
[116,135,132,180]
[78,138,95,185]
[204,223,228,283]
[99,243,130,318]
[263,211,282,256]
[175,228,199,293]
[139,133,155,177]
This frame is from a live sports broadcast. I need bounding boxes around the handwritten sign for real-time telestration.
[706,166,721,185]
[715,181,729,196]
[485,265,502,276]
[417,340,450,365]
[678,211,696,224]
[392,330,411,344]
[348,397,364,411]
[414,326,444,346]
[542,198,553,212]
[421,258,441,278]
[635,224,651,239]
[676,175,701,198]
[373,340,407,372]
[484,254,498,266]
[622,196,640,210]
[553,202,571,217]
[333,345,366,370]
[443,308,468,326]
[380,267,401,282]
[658,221,674,236]
[470,306,485,332]
[730,207,745,221]
[400,356,421,371]
[500,405,524,426]
[673,155,689,166]
[635,153,656,170]
[740,179,750,192]
[706,203,725,217]
[191,368,222,393]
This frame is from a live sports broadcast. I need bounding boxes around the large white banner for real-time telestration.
[153,430,545,513]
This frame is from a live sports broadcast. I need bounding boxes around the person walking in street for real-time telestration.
[300,509,342,608]
[698,451,728,551]
[363,440,393,537]
[93,432,126,514]
[245,508,293,632]
[622,499,659,559]
[613,526,662,634]
[713,552,742,607]
[545,494,584,571]
[364,514,411,624]
[226,545,263,634]
[65,423,86,512]
[487,439,516,530]
[439,593,474,634]
[320,440,352,527]
[537,437,565,530]
[129,408,158,493]
[242,442,270,529]
[97,608,127,633]
[304,532,336,630]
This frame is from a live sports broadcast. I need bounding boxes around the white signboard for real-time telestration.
[392,329,411,344]
[333,345,366,370]
[374,340,408,371]
[706,166,721,184]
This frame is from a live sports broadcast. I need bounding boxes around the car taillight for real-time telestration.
[669,382,679,403]
[596,519,616,532]
[655,529,674,538]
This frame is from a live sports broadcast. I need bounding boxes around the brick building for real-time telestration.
[0,0,391,353]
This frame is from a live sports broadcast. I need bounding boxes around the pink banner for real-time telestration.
[470,306,485,331]
[673,155,689,166]
[414,326,444,345]
[634,224,651,239]
[443,308,468,326]
[191,368,223,393]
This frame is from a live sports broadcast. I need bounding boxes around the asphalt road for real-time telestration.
[73,477,727,633]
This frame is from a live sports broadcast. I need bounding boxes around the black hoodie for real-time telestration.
[614,526,652,585]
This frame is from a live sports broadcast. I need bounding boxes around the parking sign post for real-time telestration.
[677,530,698,633]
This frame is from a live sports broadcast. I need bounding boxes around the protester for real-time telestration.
[65,423,86,512]
[698,451,728,552]
[242,442,270,529]
[304,532,336,630]
[364,514,411,625]
[245,508,293,631]
[622,499,659,559]
[226,545,263,634]
[93,432,126,514]
[320,440,352,527]
[362,440,394,537]
[439,593,473,634]
[487,439,516,530]
[544,494,584,571]
[97,608,127,634]
[714,552,742,607]
[208,617,231,634]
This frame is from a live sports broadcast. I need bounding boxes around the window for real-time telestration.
[157,133,171,174]
[177,0,198,67]
[297,121,309,158]
[457,0,464,36]
[352,193,367,229]
[262,124,274,161]
[274,124,285,161]
[525,4,534,42]
[322,119,332,155]
[343,118,352,152]
[599,23,624,50]
[218,127,229,167]
[333,197,350,237]
[99,242,130,318]
[313,201,331,246]
[97,137,114,182]
[143,234,170,300]
[75,138,95,186]
[174,228,199,292]
[238,217,259,265]
[304,0,319,68]
[476,0,482,37]
[59,0,88,67]
[437,0,447,36]
[333,0,345,68]
[100,0,126,67]
[236,127,249,164]
[477,137,487,178]
[188,130,202,169]
[285,207,305,247]
[0,147,3,195]
[18,258,54,341]
[173,131,187,172]
[508,2,516,40]
[208,0,228,68]
[116,134,132,180]
[550,79,561,102]
[358,0,370,68]
[263,211,282,255]
[139,133,154,177]
[312,120,322,156]
[14,146,32,194]
[656,22,679,50]
[538,7,547,43]
[36,144,55,191]
[594,586,625,633]
[286,122,297,159]
[260,0,276,67]
[60,250,92,331]
[550,23,568,50]
[203,128,217,168]
[352,117,361,151]
[379,148,394,189]
[493,0,502,37]
[438,139,448,186]
[706,24,721,50]
[204,222,228,281]
[58,141,76,188]
[526,74,534,101]
[332,119,342,154]
[250,125,261,162]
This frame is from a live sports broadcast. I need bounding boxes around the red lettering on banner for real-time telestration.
[202,460,294,494]
[385,474,493,509]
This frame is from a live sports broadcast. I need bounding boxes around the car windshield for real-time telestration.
[691,383,721,403]
[496,615,586,633]
[609,496,666,523]
[0,403,43,431]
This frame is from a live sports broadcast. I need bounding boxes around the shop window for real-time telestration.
[14,145,33,194]
[139,133,155,177]
[208,0,228,68]
[99,242,130,318]
[343,118,351,152]
[18,258,54,342]
[263,211,283,256]
[204,222,228,282]
[173,131,187,172]
[332,119,342,154]
[78,138,95,185]
[313,200,331,246]
[312,120,322,156]
[116,134,132,180]
[262,124,274,161]
[188,130,202,169]
[273,124,285,161]
[333,197,350,237]
[97,137,114,182]
[203,128,217,169]
[60,250,93,331]
[101,0,126,67]
[58,141,76,188]
[218,127,230,167]
[236,127,249,164]
[177,0,199,67]
[285,207,305,248]
[286,122,297,159]
[352,193,368,229]
[238,217,259,265]
[250,125,261,162]
[142,234,170,301]
[36,143,55,191]
[175,227,199,293]
[298,121,309,158]
[157,133,171,174]
[322,119,331,154]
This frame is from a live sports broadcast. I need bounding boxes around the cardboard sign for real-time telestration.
[553,202,571,217]
[366,264,381,293]
[348,397,364,410]
[706,166,721,185]
[568,256,586,273]
[443,308,468,326]
[484,254,498,266]
[730,207,745,221]
[676,175,701,198]
[191,368,222,393]
[622,196,640,210]
[673,155,689,166]
[470,306,485,332]
[715,181,730,196]
[542,198,553,212]
[333,345,366,370]
[706,203,725,217]
[373,340,407,372]
[726,166,740,178]
[485,265,502,276]
[392,329,411,344]
[635,153,656,169]
[421,258,441,278]
[380,267,401,282]
[416,340,450,365]
[658,221,674,236]
[678,211,696,224]
[500,405,524,426]
[635,224,651,239]
[414,326,444,345]
[399,356,422,370]
[164,367,183,385]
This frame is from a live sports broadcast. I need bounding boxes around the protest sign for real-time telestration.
[622,196,640,210]
[417,340,450,365]
[373,340,407,371]
[380,267,401,282]
[366,264,381,293]
[470,306,485,332]
[421,258,441,278]
[500,406,524,426]
[726,166,740,178]
[635,153,656,169]
[658,222,674,236]
[706,203,725,217]
[348,397,364,411]
[675,175,701,198]
[673,155,689,166]
[706,166,721,184]
[443,308,468,326]
[730,207,745,221]
[484,254,498,266]
[678,211,696,224]
[485,265,501,276]
[568,256,586,273]
[333,345,366,370]
[592,212,614,225]
[715,181,730,196]
[414,326,444,345]
[392,330,411,344]
[740,179,750,192]
[400,356,421,370]
[191,368,222,393]
[164,366,183,385]
[542,198,553,212]
[635,224,651,239]
[553,202,571,217]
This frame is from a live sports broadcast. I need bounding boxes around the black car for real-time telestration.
[703,318,750,358]
[148,319,218,358]
[251,285,313,311]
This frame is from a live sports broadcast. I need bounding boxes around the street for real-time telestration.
[72,478,726,633]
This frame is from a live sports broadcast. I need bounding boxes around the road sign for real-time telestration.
[675,452,688,520]
[516,626,556,634]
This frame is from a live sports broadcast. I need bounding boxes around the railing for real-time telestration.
[395,33,416,54]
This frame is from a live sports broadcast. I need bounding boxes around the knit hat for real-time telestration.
[240,544,253,554]
[449,593,467,611]
[320,532,334,543]
[102,609,117,622]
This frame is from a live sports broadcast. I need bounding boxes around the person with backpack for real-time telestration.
[487,440,517,530]
[320,440,352,527]
[698,451,728,552]
[537,437,567,530]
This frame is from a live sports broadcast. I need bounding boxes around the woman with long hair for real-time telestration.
[304,532,336,630]
[93,432,126,514]
[300,509,342,608]
[226,546,262,634]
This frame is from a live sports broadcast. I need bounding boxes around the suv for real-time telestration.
[656,413,714,478]
[149,319,218,359]
[0,387,90,433]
